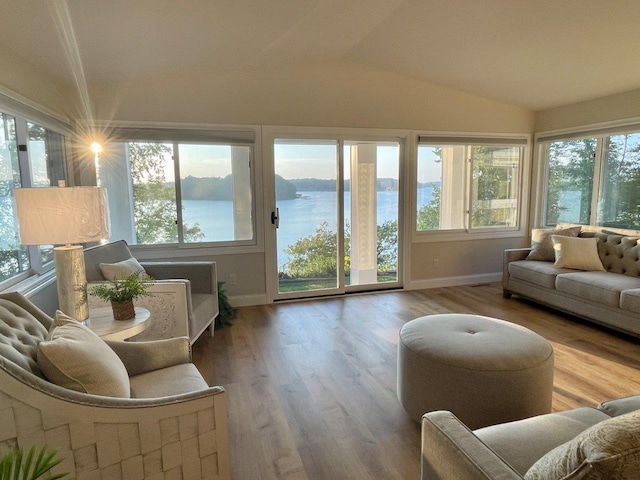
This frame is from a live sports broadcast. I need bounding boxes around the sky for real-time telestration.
[103,140,443,184]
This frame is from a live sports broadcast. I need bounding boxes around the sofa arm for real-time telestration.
[504,248,531,262]
[141,261,216,294]
[503,249,532,296]
[422,411,523,480]
[597,394,640,417]
[105,336,191,377]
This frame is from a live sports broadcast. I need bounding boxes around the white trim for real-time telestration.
[408,272,502,290]
[228,293,268,307]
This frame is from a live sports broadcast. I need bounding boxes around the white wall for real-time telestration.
[535,88,640,133]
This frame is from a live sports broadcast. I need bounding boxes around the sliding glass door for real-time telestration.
[269,136,401,300]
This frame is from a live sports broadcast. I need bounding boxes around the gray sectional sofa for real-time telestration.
[503,230,640,336]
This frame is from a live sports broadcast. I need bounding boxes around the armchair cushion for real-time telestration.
[525,410,640,479]
[37,320,130,398]
[130,363,209,398]
[99,257,146,280]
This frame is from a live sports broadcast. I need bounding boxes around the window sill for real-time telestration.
[411,229,527,243]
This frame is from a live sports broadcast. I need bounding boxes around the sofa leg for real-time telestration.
[503,289,512,299]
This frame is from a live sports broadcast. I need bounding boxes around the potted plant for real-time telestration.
[89,271,152,320]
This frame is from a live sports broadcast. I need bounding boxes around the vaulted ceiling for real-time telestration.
[1,0,639,111]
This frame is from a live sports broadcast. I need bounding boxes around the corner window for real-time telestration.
[416,137,525,234]
[0,112,68,286]
[541,130,640,230]
[98,128,256,247]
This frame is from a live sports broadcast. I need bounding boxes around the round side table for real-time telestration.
[86,307,151,341]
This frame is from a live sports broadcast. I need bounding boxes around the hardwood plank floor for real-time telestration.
[192,283,640,479]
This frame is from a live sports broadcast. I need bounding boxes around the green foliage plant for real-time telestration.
[89,271,153,303]
[0,445,68,480]
[215,281,237,329]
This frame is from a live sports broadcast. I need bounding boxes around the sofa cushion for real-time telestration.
[620,289,640,314]
[37,321,131,398]
[509,260,576,289]
[527,226,582,262]
[129,363,208,398]
[555,271,640,307]
[552,236,605,271]
[475,407,610,476]
[525,410,640,480]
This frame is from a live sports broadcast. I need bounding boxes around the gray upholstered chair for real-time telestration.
[421,395,640,479]
[84,240,218,344]
[0,291,229,479]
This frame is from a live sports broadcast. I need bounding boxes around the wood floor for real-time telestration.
[192,283,640,480]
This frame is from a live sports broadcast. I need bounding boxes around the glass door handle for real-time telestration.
[271,208,279,228]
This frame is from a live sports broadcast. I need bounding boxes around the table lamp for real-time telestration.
[15,186,110,320]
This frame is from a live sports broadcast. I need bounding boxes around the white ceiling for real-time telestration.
[1,0,640,111]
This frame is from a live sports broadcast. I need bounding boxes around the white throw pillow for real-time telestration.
[525,410,640,479]
[49,309,80,330]
[37,321,130,398]
[99,257,146,281]
[552,235,605,271]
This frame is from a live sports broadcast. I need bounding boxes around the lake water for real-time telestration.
[182,186,436,267]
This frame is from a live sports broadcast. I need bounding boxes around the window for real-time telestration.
[416,137,525,233]
[541,130,640,230]
[99,128,256,247]
[0,112,68,286]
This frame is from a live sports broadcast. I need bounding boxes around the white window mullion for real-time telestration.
[173,142,184,245]
[590,138,605,225]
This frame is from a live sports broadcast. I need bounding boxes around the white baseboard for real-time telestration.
[230,274,502,307]
[229,293,268,307]
[408,272,502,290]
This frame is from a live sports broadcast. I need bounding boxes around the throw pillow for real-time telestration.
[37,321,130,398]
[552,235,605,271]
[525,410,640,480]
[99,257,146,281]
[49,309,80,330]
[527,226,582,261]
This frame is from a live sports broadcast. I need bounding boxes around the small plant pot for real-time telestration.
[111,299,135,320]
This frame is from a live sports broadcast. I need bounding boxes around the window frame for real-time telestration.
[0,109,71,290]
[537,122,640,230]
[413,133,530,243]
[95,124,264,257]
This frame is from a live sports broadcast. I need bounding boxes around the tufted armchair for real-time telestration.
[0,292,229,479]
[84,240,218,344]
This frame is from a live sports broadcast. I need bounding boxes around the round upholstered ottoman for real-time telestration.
[397,314,554,429]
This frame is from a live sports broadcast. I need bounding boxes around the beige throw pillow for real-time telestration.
[525,410,640,479]
[99,257,146,281]
[552,235,605,271]
[527,226,582,261]
[37,321,130,398]
[50,309,80,330]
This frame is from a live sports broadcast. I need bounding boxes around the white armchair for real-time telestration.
[84,240,218,344]
[0,292,229,479]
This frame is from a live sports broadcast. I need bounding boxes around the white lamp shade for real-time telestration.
[15,187,110,245]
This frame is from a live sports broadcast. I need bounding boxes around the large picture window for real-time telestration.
[541,130,640,230]
[99,128,256,247]
[416,137,525,234]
